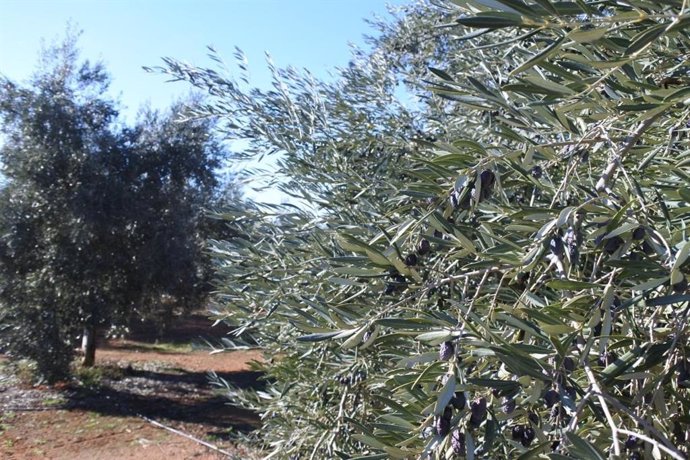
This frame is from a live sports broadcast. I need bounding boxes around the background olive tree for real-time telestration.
[160,1,690,458]
[0,35,228,380]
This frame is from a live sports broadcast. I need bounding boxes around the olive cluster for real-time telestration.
[403,237,432,268]
[434,395,487,433]
[510,424,536,447]
[333,370,366,386]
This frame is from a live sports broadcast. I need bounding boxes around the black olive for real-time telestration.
[528,412,539,426]
[632,227,645,240]
[478,170,496,201]
[515,271,530,290]
[450,190,460,208]
[439,341,455,361]
[416,239,431,256]
[480,170,496,190]
[563,357,575,373]
[677,360,690,387]
[469,397,487,427]
[404,253,418,266]
[564,386,576,400]
[550,405,566,421]
[451,429,465,455]
[642,240,654,255]
[521,427,536,447]
[604,236,624,254]
[531,165,542,179]
[460,191,472,209]
[435,414,450,437]
[625,435,638,449]
[435,406,452,436]
[544,389,560,408]
[550,237,564,258]
[511,425,525,440]
[452,391,467,409]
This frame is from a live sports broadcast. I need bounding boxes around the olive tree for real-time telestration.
[161,1,690,458]
[0,36,225,379]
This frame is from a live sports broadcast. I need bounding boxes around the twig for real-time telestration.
[139,414,233,458]
[600,392,681,456]
[583,360,621,456]
[618,428,687,460]
[565,389,594,432]
[595,112,664,193]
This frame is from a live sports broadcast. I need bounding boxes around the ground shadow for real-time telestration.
[126,313,234,344]
[125,368,265,390]
[61,369,262,434]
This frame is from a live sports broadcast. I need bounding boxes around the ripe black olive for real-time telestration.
[604,236,624,255]
[521,427,536,447]
[435,406,452,436]
[511,425,525,440]
[439,341,455,361]
[544,389,560,408]
[451,429,465,455]
[404,253,418,266]
[563,356,575,373]
[469,397,487,427]
[632,227,645,240]
[550,237,564,258]
[531,165,542,179]
[452,391,467,409]
[480,170,496,190]
[416,239,431,256]
[677,360,690,387]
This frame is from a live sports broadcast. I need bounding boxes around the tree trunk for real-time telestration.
[81,324,96,367]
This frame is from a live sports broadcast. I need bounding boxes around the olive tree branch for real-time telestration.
[595,111,664,194]
[582,360,622,456]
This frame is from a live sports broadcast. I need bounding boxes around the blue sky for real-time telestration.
[0,0,406,202]
[0,0,404,121]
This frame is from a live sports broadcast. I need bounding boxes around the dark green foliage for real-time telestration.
[0,36,118,380]
[0,35,224,381]
[160,0,690,458]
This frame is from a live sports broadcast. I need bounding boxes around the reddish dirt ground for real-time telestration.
[0,314,263,459]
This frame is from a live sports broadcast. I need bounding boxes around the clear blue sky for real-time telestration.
[0,0,406,202]
[0,0,404,121]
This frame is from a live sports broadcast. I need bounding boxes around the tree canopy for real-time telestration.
[159,0,690,458]
[0,35,227,380]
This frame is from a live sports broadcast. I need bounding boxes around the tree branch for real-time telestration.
[595,112,664,193]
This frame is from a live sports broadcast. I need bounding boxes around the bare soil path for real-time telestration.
[0,314,262,459]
